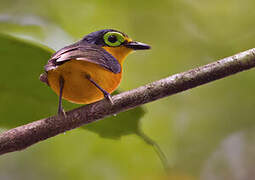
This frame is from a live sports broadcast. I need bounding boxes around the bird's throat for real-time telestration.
[103,46,133,65]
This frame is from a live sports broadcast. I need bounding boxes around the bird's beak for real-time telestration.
[124,41,151,50]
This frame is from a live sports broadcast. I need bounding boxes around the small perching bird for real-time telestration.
[40,29,150,116]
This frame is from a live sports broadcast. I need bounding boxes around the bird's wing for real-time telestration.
[45,43,121,74]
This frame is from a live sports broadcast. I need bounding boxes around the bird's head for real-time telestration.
[82,29,150,64]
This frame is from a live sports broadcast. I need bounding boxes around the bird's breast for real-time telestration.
[47,60,122,104]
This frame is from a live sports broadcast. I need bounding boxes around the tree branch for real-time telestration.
[1,48,255,155]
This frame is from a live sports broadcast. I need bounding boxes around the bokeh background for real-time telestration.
[1,0,255,179]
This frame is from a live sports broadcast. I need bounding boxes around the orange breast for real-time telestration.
[47,60,122,104]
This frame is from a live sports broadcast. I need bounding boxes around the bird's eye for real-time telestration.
[104,32,125,47]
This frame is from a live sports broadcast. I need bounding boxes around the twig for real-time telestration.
[137,130,170,172]
[1,48,255,155]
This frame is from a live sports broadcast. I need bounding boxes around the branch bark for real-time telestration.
[1,48,255,155]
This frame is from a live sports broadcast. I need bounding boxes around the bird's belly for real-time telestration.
[47,60,122,104]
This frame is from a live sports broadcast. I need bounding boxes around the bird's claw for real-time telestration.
[58,108,67,118]
[104,94,113,105]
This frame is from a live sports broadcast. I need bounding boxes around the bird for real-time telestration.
[40,29,150,116]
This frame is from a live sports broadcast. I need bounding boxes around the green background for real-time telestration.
[1,0,255,179]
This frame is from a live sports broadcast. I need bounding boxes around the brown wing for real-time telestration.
[45,42,121,74]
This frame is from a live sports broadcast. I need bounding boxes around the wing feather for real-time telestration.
[45,43,121,74]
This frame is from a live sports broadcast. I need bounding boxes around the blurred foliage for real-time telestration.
[0,33,54,127]
[1,0,255,179]
[83,90,146,139]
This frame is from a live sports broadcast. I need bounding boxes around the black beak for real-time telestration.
[124,41,151,50]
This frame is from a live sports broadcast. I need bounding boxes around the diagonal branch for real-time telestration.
[1,48,255,155]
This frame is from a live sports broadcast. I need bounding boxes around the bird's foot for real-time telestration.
[104,93,114,105]
[58,108,67,118]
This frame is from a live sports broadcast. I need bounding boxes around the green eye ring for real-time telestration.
[103,32,125,47]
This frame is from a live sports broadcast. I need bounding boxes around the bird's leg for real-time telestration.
[58,75,66,117]
[85,75,113,104]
